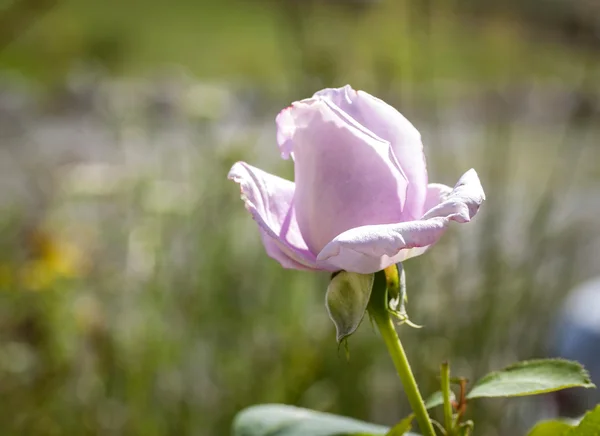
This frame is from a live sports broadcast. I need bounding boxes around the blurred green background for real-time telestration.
[0,0,599,434]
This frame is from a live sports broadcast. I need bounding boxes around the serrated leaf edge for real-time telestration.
[467,358,595,399]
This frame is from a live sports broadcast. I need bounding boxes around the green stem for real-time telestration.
[441,362,453,435]
[369,271,436,436]
[372,314,436,436]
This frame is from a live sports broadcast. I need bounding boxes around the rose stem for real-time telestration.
[368,271,436,436]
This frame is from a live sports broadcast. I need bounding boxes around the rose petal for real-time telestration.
[285,98,409,255]
[316,169,485,274]
[314,85,428,219]
[423,183,453,213]
[422,169,485,222]
[228,161,330,271]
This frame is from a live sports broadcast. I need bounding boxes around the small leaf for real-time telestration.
[385,414,414,435]
[424,390,456,409]
[566,405,600,436]
[457,420,474,436]
[326,272,374,343]
[467,359,595,399]
[232,404,393,436]
[527,420,573,436]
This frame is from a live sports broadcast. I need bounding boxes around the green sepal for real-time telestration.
[326,271,374,343]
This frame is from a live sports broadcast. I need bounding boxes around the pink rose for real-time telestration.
[229,85,485,274]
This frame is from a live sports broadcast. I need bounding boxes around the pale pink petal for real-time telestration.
[286,98,409,255]
[423,183,453,212]
[422,169,485,222]
[316,169,485,274]
[314,85,428,219]
[228,162,333,271]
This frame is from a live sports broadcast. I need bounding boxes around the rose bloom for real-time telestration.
[229,85,485,274]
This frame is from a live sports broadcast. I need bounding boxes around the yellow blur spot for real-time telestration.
[19,231,86,291]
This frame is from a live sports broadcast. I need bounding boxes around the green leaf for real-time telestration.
[424,390,456,409]
[527,420,573,436]
[457,421,474,436]
[385,414,414,435]
[566,405,600,436]
[466,359,595,399]
[326,272,374,343]
[232,404,396,436]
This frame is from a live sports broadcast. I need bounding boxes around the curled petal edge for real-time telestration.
[316,169,485,274]
[275,97,409,187]
[228,162,331,271]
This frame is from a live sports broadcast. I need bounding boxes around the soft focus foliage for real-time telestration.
[0,0,599,435]
[527,405,600,436]
[232,404,395,436]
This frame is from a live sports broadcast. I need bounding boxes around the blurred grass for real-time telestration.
[1,0,598,91]
[0,0,599,435]
[1,83,598,434]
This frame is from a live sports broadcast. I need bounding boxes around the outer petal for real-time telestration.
[286,98,409,255]
[314,85,428,219]
[421,170,485,222]
[317,169,485,274]
[228,162,334,271]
